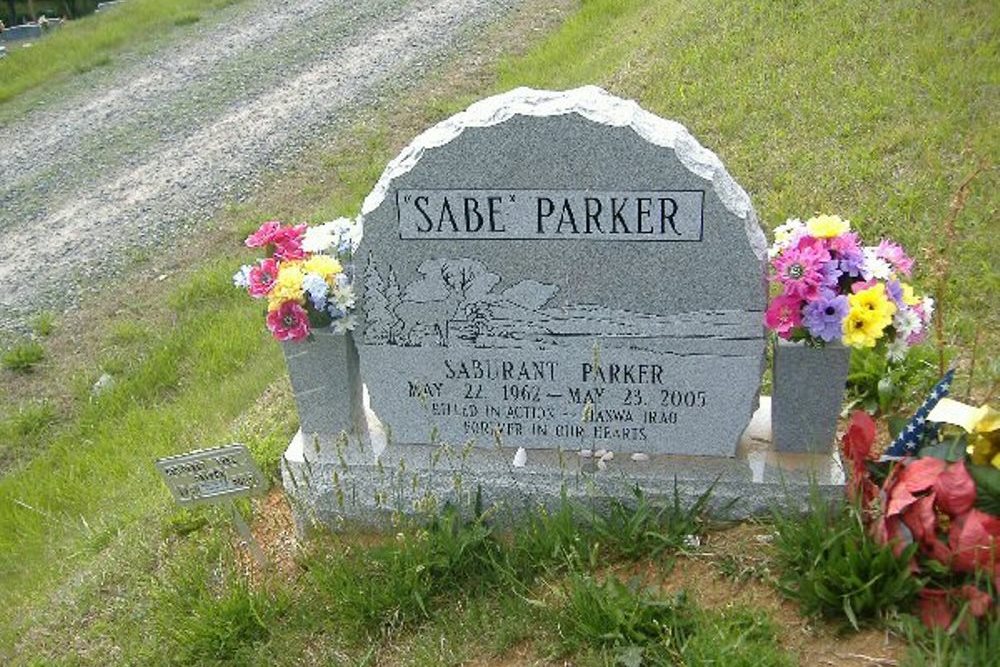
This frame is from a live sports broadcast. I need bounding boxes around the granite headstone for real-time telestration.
[354,86,767,457]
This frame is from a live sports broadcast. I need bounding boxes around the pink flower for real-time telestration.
[934,460,977,517]
[248,258,279,298]
[764,294,803,338]
[771,238,830,300]
[829,231,861,256]
[266,302,310,341]
[876,239,914,276]
[271,224,307,261]
[851,279,877,293]
[245,220,282,248]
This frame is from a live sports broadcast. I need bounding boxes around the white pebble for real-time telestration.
[578,449,593,458]
[512,447,527,468]
[630,452,650,462]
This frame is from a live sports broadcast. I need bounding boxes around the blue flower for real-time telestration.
[302,274,329,310]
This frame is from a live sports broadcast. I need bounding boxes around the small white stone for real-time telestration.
[630,452,650,462]
[91,373,114,395]
[755,533,775,544]
[578,449,593,458]
[594,448,608,458]
[682,534,701,548]
[597,458,608,471]
[600,451,614,462]
[512,447,527,468]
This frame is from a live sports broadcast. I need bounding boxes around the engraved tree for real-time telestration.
[385,266,404,344]
[363,253,393,344]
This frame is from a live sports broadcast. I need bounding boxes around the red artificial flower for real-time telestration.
[948,509,1000,576]
[842,410,878,505]
[248,258,279,298]
[934,460,977,517]
[958,585,993,618]
[266,302,310,342]
[918,588,953,630]
[897,457,947,495]
[271,224,307,261]
[245,220,282,248]
[842,410,876,463]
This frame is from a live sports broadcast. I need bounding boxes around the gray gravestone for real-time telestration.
[355,86,767,457]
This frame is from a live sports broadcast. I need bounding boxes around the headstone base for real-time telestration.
[281,397,845,534]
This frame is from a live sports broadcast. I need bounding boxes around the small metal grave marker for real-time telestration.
[156,444,268,565]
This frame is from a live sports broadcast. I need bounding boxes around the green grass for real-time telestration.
[772,491,922,629]
[497,0,999,386]
[0,0,243,105]
[555,573,793,666]
[1,0,997,662]
[1,340,44,371]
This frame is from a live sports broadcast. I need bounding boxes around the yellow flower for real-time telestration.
[805,214,850,238]
[302,254,343,281]
[267,262,306,310]
[841,307,884,348]
[847,283,896,330]
[899,283,922,306]
[927,399,1000,469]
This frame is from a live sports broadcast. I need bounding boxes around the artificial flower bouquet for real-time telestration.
[841,396,999,630]
[765,215,934,361]
[234,218,361,342]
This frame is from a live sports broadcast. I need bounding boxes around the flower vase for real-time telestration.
[281,329,365,443]
[772,338,851,453]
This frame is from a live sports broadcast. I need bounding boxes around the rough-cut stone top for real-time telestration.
[361,85,766,260]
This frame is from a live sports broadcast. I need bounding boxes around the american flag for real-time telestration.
[881,368,956,460]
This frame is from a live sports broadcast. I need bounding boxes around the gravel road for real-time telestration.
[0,0,529,336]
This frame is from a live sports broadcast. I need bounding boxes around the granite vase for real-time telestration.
[772,338,851,453]
[280,329,365,446]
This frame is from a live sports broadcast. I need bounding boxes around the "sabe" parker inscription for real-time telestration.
[397,189,704,241]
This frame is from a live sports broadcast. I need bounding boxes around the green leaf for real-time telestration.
[968,464,1000,515]
[919,439,966,462]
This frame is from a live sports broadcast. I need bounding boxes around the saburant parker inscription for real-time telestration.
[397,189,705,241]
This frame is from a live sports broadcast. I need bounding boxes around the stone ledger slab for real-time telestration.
[355,86,768,457]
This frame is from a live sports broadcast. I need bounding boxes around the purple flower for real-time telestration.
[838,249,864,278]
[803,292,849,342]
[886,279,904,306]
[820,260,843,288]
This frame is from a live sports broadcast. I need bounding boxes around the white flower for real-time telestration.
[861,247,892,281]
[302,223,337,253]
[893,307,921,339]
[232,265,252,289]
[333,282,356,310]
[887,338,909,362]
[922,296,935,323]
[774,218,805,242]
[332,313,357,333]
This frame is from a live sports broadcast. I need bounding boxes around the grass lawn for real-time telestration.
[1,0,997,663]
[0,0,245,107]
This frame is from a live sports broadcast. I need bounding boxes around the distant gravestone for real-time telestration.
[355,86,767,457]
